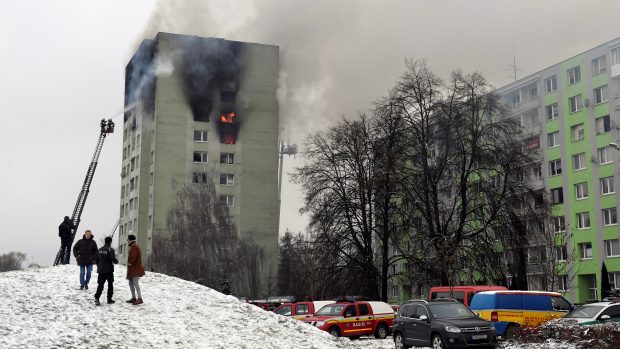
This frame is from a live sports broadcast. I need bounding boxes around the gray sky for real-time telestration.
[2,0,620,266]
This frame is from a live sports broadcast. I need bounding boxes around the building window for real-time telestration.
[579,242,593,259]
[569,95,583,113]
[575,182,588,200]
[598,146,612,164]
[219,194,234,207]
[612,47,620,66]
[524,136,540,150]
[557,275,568,292]
[192,172,208,184]
[546,103,559,120]
[194,130,208,142]
[572,153,586,171]
[592,55,608,75]
[549,159,562,176]
[601,176,615,195]
[545,76,557,93]
[568,66,581,85]
[555,245,568,261]
[596,115,611,134]
[550,187,564,204]
[193,152,208,163]
[220,153,235,164]
[553,216,566,233]
[511,93,521,106]
[610,273,620,289]
[594,85,608,104]
[576,212,591,229]
[529,86,538,99]
[570,123,585,142]
[547,131,560,148]
[602,208,618,226]
[219,173,235,186]
[605,239,620,257]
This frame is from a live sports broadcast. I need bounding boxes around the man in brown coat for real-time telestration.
[126,234,145,305]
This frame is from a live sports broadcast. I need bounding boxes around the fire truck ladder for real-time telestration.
[54,119,115,266]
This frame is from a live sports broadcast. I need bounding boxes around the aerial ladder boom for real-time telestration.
[54,119,115,266]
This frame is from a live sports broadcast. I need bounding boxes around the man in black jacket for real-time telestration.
[94,236,119,306]
[58,216,75,264]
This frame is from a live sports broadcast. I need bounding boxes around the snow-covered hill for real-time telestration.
[0,266,576,349]
[0,266,395,349]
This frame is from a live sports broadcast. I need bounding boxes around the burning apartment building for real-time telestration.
[117,33,280,296]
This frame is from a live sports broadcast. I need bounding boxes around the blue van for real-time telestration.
[469,291,574,336]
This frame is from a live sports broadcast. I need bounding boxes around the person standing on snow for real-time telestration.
[126,234,145,305]
[58,216,75,264]
[72,230,98,290]
[94,236,118,306]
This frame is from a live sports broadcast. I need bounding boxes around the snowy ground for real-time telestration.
[0,266,574,349]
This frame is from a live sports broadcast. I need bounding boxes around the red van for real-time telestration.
[429,285,507,307]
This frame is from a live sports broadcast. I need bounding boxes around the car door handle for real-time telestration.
[355,317,360,320]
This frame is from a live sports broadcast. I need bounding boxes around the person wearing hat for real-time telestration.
[72,230,98,290]
[126,234,145,305]
[94,236,118,306]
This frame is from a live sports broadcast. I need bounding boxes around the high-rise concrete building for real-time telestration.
[117,33,280,296]
[497,37,620,303]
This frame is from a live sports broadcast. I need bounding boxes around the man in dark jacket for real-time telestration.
[94,236,118,306]
[72,230,98,290]
[58,216,75,265]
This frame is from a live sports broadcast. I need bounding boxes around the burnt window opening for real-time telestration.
[222,133,235,144]
[220,112,236,124]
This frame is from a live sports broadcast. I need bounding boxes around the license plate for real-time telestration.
[471,334,487,340]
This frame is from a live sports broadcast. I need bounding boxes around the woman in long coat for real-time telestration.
[126,234,145,305]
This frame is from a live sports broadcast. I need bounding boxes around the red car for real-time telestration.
[273,301,335,320]
[302,301,395,339]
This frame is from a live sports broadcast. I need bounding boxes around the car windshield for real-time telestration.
[315,304,345,316]
[566,305,605,319]
[428,303,475,319]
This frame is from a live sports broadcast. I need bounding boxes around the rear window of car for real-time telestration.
[428,303,474,319]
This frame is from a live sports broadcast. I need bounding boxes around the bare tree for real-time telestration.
[387,60,543,287]
[150,171,264,297]
[0,252,26,272]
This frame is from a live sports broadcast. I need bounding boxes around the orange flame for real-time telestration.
[220,112,236,124]
[223,133,235,144]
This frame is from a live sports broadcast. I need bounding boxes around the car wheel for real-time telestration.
[328,327,340,337]
[504,324,518,339]
[394,333,411,349]
[374,324,388,339]
[432,334,445,349]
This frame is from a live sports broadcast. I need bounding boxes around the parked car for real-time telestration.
[469,290,573,336]
[393,298,496,349]
[273,301,335,320]
[302,300,395,339]
[558,301,620,325]
[429,286,508,307]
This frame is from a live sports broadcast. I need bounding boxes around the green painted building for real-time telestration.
[117,33,280,296]
[496,38,620,303]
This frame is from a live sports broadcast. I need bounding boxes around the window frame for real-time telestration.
[549,159,562,176]
[579,242,593,259]
[575,182,589,200]
[553,216,566,233]
[601,176,615,195]
[568,66,581,85]
[572,153,586,171]
[193,130,208,142]
[576,212,591,230]
[220,152,235,165]
[545,76,557,93]
[569,94,583,113]
[547,131,560,148]
[219,173,235,186]
[592,55,608,75]
[605,239,620,257]
[570,123,585,142]
[193,151,208,163]
[596,115,611,135]
[602,208,618,226]
[546,103,559,120]
[598,146,612,165]
[550,187,564,204]
[612,47,620,66]
[594,85,608,105]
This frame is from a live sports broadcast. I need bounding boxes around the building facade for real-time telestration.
[497,38,620,303]
[117,33,280,296]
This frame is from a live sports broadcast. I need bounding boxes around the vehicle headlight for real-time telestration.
[445,325,461,333]
[315,321,325,327]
